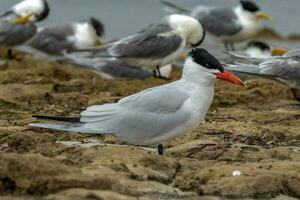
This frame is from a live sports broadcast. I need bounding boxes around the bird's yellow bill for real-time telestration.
[255,12,272,20]
[12,13,33,25]
[96,38,104,46]
[271,47,288,56]
[178,53,187,61]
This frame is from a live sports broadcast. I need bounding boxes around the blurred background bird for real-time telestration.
[65,54,173,80]
[19,17,104,60]
[0,0,49,59]
[67,14,205,79]
[161,0,271,51]
[226,48,300,101]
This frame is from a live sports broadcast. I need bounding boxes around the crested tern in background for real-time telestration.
[25,17,104,58]
[192,0,272,50]
[161,0,271,51]
[75,14,205,79]
[30,48,244,155]
[0,0,49,59]
[226,48,300,101]
[224,41,288,61]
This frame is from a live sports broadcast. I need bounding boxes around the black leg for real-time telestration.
[291,88,300,101]
[153,70,158,77]
[157,66,162,76]
[230,43,236,51]
[224,43,230,51]
[153,66,170,80]
[158,144,164,156]
[7,49,13,59]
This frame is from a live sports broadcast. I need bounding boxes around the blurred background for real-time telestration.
[1,0,300,40]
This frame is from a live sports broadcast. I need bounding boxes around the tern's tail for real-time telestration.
[29,115,99,133]
[160,0,190,14]
[29,122,102,134]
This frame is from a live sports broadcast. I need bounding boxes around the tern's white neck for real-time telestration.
[234,6,259,26]
[182,58,215,87]
[71,22,99,49]
[233,6,260,40]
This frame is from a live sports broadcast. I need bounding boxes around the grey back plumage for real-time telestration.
[79,84,191,144]
[227,51,300,88]
[108,24,182,59]
[193,8,242,36]
[65,52,154,79]
[0,20,36,47]
[29,24,75,55]
[260,58,300,87]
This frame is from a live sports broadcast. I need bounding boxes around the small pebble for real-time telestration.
[232,170,241,177]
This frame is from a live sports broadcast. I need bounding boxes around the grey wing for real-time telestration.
[226,57,300,86]
[64,52,154,79]
[0,21,36,47]
[260,59,300,86]
[225,63,272,77]
[227,51,270,64]
[80,85,191,141]
[29,24,75,55]
[194,8,242,36]
[108,24,182,58]
[283,49,300,58]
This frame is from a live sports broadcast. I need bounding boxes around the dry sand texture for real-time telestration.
[0,50,299,200]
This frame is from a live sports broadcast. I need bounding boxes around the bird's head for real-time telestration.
[89,17,105,37]
[185,48,244,86]
[88,17,105,45]
[240,0,271,21]
[165,14,205,48]
[13,0,49,24]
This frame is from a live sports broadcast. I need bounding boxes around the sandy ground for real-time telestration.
[0,50,299,200]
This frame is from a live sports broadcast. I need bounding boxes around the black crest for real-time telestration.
[35,0,50,22]
[188,48,224,72]
[240,0,260,13]
[90,17,105,36]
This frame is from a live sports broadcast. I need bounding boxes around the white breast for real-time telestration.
[68,23,99,49]
[231,7,260,42]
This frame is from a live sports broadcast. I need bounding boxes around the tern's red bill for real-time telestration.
[215,70,245,86]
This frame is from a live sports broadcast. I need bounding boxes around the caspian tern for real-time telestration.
[30,48,244,155]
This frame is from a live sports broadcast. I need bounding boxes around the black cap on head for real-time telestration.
[188,48,224,73]
[35,0,50,22]
[90,17,105,36]
[240,0,260,13]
